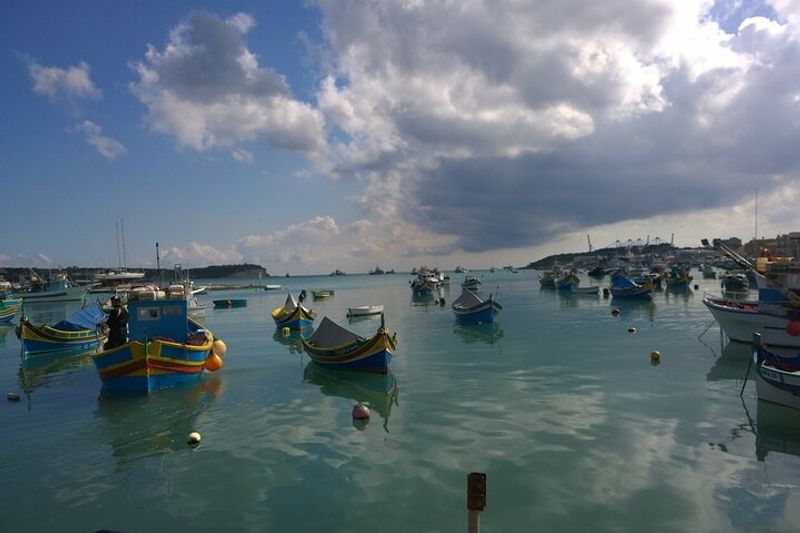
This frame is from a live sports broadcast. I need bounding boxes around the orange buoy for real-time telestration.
[205,352,224,371]
[787,320,800,336]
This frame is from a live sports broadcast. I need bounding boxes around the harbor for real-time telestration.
[2,266,799,531]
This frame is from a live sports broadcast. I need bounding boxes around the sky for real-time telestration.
[1,0,800,275]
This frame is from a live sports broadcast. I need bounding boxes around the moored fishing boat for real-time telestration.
[461,275,481,290]
[347,305,384,318]
[452,288,502,323]
[610,273,652,300]
[16,272,85,303]
[571,285,599,295]
[0,297,21,324]
[753,333,800,409]
[90,294,223,394]
[721,272,750,298]
[664,267,693,289]
[311,289,335,300]
[16,303,108,355]
[702,294,800,347]
[410,266,440,294]
[271,293,316,330]
[302,315,396,373]
[555,270,580,291]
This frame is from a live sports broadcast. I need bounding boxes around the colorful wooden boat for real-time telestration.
[16,303,108,355]
[753,333,800,410]
[664,267,693,289]
[0,297,21,324]
[213,298,247,308]
[461,276,481,290]
[302,316,396,373]
[410,266,440,294]
[610,274,652,300]
[91,296,222,394]
[555,271,580,290]
[15,274,85,303]
[452,288,502,323]
[272,293,316,330]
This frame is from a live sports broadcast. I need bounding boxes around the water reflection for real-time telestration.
[706,341,751,382]
[0,324,12,347]
[756,400,800,462]
[303,363,398,432]
[452,321,504,346]
[94,375,224,470]
[17,349,95,394]
[272,328,309,355]
[610,299,656,322]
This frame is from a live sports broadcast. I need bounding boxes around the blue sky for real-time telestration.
[2,1,800,274]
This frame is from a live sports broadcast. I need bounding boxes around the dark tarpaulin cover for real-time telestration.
[53,303,107,331]
[611,274,638,290]
[453,288,484,308]
[307,316,362,348]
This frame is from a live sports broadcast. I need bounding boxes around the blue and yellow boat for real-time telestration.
[271,293,316,331]
[0,297,22,324]
[16,303,108,355]
[610,273,653,300]
[91,295,224,394]
[302,315,396,373]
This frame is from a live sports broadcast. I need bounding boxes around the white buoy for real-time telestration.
[352,403,370,420]
[188,431,202,445]
[628,326,637,334]
[7,392,20,402]
[211,339,227,357]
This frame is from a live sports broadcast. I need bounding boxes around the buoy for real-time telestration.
[7,392,20,402]
[787,320,800,336]
[694,284,699,290]
[650,350,662,366]
[205,352,223,371]
[281,327,291,337]
[352,403,370,420]
[611,308,620,316]
[211,339,227,357]
[188,431,201,445]
[628,326,637,334]
[439,297,446,306]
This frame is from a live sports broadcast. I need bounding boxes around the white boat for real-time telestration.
[571,285,599,295]
[17,274,85,303]
[753,334,800,410]
[264,284,282,291]
[347,305,384,317]
[702,294,800,347]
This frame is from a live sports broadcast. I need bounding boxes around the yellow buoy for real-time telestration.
[211,339,227,357]
[282,327,291,337]
[205,352,223,371]
[188,431,201,445]
[650,350,662,366]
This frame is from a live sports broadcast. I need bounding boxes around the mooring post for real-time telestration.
[467,472,486,533]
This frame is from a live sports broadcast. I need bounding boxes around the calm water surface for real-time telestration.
[2,270,799,532]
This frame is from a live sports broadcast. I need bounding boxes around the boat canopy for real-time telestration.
[52,303,107,331]
[611,274,638,289]
[283,293,298,313]
[453,289,484,308]
[307,317,363,347]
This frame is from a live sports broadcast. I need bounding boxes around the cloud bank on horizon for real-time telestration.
[9,1,800,271]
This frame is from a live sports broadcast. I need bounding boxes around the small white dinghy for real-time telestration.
[347,305,385,317]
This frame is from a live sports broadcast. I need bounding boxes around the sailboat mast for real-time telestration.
[121,218,128,271]
[115,220,122,270]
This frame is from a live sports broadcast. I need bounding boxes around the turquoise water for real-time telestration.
[2,270,800,532]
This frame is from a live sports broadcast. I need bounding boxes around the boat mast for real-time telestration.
[121,218,127,272]
[115,220,122,271]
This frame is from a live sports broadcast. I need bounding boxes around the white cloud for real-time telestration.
[73,121,127,160]
[232,148,253,162]
[27,59,102,100]
[131,11,326,154]
[161,242,243,266]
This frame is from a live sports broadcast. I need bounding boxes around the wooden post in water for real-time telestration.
[467,472,486,533]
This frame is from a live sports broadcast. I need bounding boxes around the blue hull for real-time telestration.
[311,349,393,373]
[22,338,102,355]
[275,317,314,331]
[454,305,497,323]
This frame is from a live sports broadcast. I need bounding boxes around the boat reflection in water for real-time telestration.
[17,349,96,396]
[756,400,800,462]
[303,363,398,432]
[453,321,504,346]
[0,324,11,347]
[94,374,224,471]
[272,328,309,355]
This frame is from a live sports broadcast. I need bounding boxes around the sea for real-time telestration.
[1,270,799,533]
